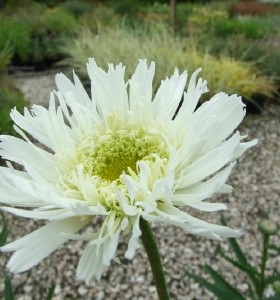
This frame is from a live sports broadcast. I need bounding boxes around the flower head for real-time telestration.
[0,59,257,283]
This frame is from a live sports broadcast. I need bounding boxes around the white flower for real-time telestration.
[0,59,257,283]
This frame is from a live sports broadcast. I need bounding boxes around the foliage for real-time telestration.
[60,23,276,101]
[41,7,77,35]
[187,5,229,35]
[0,17,32,63]
[113,0,143,15]
[0,212,8,248]
[187,217,280,300]
[0,46,12,74]
[187,51,276,100]
[60,0,91,17]
[0,87,27,136]
[0,3,78,66]
[213,16,271,39]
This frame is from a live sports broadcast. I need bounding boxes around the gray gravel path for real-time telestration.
[0,71,279,299]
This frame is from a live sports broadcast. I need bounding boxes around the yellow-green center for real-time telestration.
[77,128,168,182]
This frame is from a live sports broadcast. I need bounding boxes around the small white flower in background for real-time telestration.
[0,59,257,283]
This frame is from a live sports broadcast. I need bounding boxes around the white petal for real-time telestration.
[178,132,241,187]
[128,60,155,123]
[115,188,138,216]
[0,135,57,182]
[152,69,188,121]
[233,138,258,160]
[77,218,121,283]
[0,167,43,207]
[55,72,91,107]
[175,68,208,122]
[1,217,89,273]
[55,72,100,127]
[0,206,72,220]
[181,201,227,212]
[148,175,174,205]
[125,214,141,259]
[156,203,243,240]
[129,60,155,111]
[174,162,235,202]
[87,58,129,120]
[10,107,51,149]
[11,93,76,152]
[183,94,246,158]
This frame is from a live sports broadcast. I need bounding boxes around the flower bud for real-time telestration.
[258,220,278,236]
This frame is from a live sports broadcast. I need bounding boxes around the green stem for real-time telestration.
[259,234,269,299]
[140,217,170,300]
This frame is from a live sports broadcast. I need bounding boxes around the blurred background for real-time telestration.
[1,0,280,135]
[0,1,280,299]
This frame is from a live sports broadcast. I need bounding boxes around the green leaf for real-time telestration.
[5,276,14,300]
[265,273,280,286]
[221,216,248,265]
[204,265,247,300]
[0,212,9,247]
[186,271,229,300]
[219,249,259,287]
[46,283,55,300]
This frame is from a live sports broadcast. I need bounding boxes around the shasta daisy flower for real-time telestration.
[0,59,257,283]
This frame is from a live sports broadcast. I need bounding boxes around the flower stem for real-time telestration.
[258,234,269,298]
[140,217,170,300]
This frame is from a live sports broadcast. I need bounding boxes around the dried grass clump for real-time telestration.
[60,23,276,101]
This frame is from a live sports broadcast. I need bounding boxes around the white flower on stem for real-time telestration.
[0,59,257,283]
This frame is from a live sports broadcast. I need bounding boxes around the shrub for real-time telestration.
[60,23,276,101]
[113,0,143,15]
[60,0,91,17]
[0,17,32,63]
[213,17,271,39]
[187,6,229,35]
[0,4,79,67]
[192,19,280,86]
[0,46,12,74]
[187,51,276,100]
[41,7,77,35]
[0,87,27,136]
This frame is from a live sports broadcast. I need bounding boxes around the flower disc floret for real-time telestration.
[77,126,169,183]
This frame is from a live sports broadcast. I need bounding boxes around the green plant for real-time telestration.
[60,0,91,17]
[187,217,280,300]
[192,26,280,87]
[41,7,77,35]
[0,87,27,136]
[0,212,8,248]
[0,17,32,63]
[113,0,143,15]
[60,23,275,101]
[0,46,12,74]
[213,17,271,39]
[187,5,229,35]
[0,3,80,66]
[186,51,276,100]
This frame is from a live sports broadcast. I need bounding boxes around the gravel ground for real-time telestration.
[0,70,279,299]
